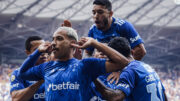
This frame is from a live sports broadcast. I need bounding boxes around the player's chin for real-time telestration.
[96,24,104,30]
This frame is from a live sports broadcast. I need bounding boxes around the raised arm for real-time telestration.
[71,37,129,73]
[18,42,51,80]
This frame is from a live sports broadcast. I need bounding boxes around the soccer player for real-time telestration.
[10,36,47,101]
[93,37,168,101]
[86,0,146,60]
[18,27,129,100]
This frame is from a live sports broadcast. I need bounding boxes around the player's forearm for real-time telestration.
[104,89,125,101]
[132,44,146,60]
[11,80,44,101]
[19,49,41,73]
[94,79,108,94]
[94,79,124,101]
[92,40,129,67]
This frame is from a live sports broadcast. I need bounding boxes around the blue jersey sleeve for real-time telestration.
[10,70,25,93]
[18,49,46,81]
[120,21,144,49]
[86,26,95,53]
[81,58,106,80]
[115,67,136,96]
[19,63,47,81]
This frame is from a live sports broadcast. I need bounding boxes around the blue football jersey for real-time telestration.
[10,69,45,101]
[87,17,143,52]
[18,49,107,101]
[115,60,165,101]
[90,73,117,100]
[90,61,165,101]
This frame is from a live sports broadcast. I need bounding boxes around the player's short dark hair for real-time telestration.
[25,36,42,51]
[93,0,112,11]
[108,37,131,57]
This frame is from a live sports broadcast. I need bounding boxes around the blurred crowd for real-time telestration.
[156,67,180,101]
[0,64,18,101]
[0,63,179,101]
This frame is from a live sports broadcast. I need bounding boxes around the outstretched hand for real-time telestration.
[71,37,96,49]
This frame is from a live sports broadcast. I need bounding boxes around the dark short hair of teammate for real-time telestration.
[108,37,131,57]
[25,36,42,51]
[93,0,112,11]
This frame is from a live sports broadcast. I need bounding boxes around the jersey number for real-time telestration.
[146,82,163,101]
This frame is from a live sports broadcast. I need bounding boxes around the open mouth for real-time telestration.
[52,47,58,53]
[95,20,100,24]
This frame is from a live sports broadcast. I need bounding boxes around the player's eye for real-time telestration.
[97,10,104,14]
[56,36,63,41]
[92,10,96,15]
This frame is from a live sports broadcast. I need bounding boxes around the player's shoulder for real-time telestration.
[10,68,22,82]
[80,58,106,67]
[45,61,56,66]
[124,60,142,70]
[113,17,127,26]
[81,58,104,62]
[43,61,58,71]
[11,68,20,76]
[140,62,156,73]
[113,17,133,28]
[89,24,97,31]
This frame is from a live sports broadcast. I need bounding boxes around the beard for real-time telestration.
[96,17,109,31]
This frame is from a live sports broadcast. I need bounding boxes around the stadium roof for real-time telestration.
[0,0,180,67]
[1,0,180,26]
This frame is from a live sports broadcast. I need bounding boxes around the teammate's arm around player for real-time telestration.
[94,78,125,101]
[11,80,44,101]
[71,37,129,72]
[94,78,168,101]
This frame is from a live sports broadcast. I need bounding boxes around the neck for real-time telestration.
[127,55,135,62]
[57,50,74,61]
[58,57,73,61]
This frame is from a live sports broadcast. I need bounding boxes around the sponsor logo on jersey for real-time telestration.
[29,81,37,84]
[117,83,129,89]
[11,83,19,88]
[58,68,65,71]
[47,82,80,92]
[90,96,105,101]
[34,92,45,99]
[130,35,140,44]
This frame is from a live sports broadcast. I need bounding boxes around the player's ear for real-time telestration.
[25,50,30,55]
[109,11,113,17]
[131,50,134,56]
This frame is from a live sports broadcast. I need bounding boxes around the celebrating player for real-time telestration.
[10,36,47,101]
[86,0,146,60]
[94,37,168,101]
[18,27,129,100]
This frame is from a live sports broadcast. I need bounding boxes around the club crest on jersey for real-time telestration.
[11,75,15,82]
